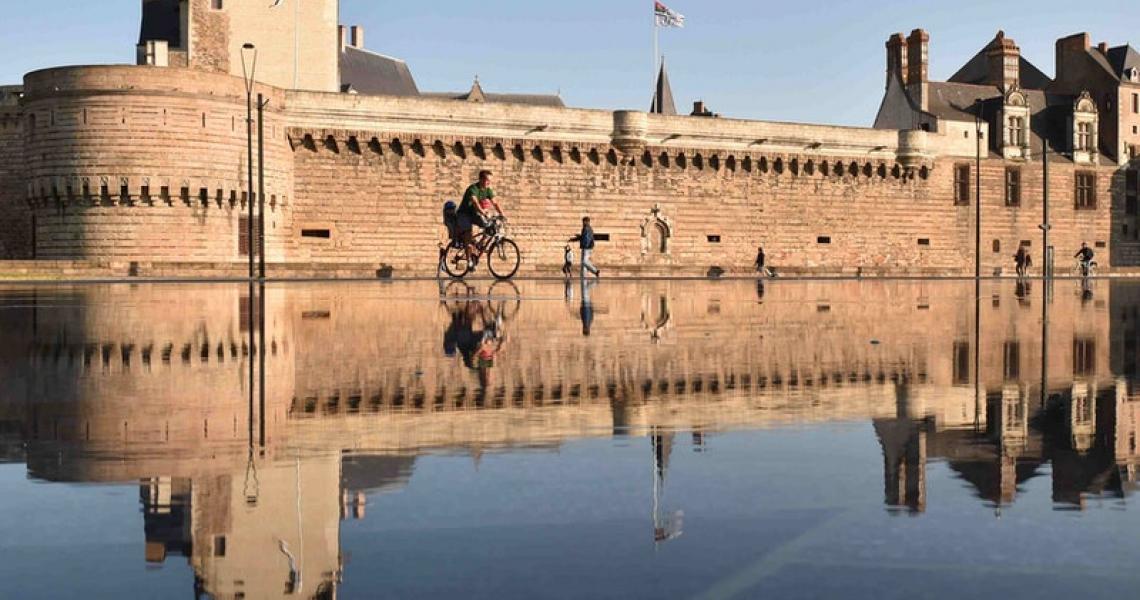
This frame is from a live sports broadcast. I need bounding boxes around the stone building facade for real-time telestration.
[0,3,1138,275]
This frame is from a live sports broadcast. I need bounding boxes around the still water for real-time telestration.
[1,278,1139,599]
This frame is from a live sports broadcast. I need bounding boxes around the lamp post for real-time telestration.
[974,100,984,280]
[241,43,258,280]
[257,93,267,280]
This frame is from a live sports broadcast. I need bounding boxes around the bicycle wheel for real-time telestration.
[487,238,521,280]
[442,243,472,279]
[489,279,522,321]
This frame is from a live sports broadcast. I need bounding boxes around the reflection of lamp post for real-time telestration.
[973,100,984,280]
[241,43,258,280]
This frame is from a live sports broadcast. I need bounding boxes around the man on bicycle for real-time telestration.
[1075,242,1095,275]
[458,170,505,263]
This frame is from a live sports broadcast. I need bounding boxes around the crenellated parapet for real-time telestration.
[20,66,294,261]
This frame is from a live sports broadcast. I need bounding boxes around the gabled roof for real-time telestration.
[1106,45,1140,79]
[339,46,419,96]
[138,0,182,47]
[947,32,1053,90]
[650,60,677,115]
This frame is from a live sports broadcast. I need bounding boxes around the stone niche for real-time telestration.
[640,205,673,260]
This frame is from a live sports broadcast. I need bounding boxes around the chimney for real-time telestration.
[985,31,1020,90]
[886,33,908,87]
[351,25,365,49]
[1097,41,1109,55]
[1055,33,1090,86]
[906,29,930,111]
[338,25,347,52]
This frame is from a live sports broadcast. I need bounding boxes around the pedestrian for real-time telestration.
[571,217,600,278]
[1013,245,1028,278]
[562,245,574,278]
[754,246,772,277]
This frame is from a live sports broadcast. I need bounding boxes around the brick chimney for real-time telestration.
[986,31,1020,90]
[351,25,365,49]
[1055,33,1090,87]
[338,25,348,52]
[906,29,930,111]
[886,33,908,87]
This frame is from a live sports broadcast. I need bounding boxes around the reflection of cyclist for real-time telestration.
[442,297,508,388]
[1074,242,1095,275]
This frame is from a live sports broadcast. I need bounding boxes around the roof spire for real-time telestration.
[650,57,677,115]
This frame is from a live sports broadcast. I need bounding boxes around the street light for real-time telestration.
[241,43,257,280]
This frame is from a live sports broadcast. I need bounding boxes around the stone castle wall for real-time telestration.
[20,67,294,261]
[0,94,28,258]
[0,65,1129,273]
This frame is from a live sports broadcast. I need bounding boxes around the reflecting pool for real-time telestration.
[2,278,1140,599]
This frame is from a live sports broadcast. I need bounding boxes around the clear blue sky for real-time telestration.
[1,0,1136,126]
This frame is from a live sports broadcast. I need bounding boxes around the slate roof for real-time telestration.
[421,86,565,107]
[1106,45,1140,79]
[948,33,1053,90]
[339,46,419,96]
[138,0,182,47]
[650,60,677,115]
[927,81,1074,155]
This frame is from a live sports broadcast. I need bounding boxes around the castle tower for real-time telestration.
[138,0,340,92]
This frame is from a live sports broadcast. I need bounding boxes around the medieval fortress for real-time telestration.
[1,0,1139,275]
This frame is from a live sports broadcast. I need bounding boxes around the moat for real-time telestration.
[3,278,1140,599]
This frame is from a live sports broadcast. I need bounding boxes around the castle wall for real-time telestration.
[20,66,294,261]
[0,95,29,258]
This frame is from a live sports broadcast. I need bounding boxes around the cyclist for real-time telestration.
[458,170,506,263]
[1074,242,1095,276]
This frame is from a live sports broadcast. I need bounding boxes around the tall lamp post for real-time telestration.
[974,100,984,280]
[241,43,258,280]
[257,93,267,280]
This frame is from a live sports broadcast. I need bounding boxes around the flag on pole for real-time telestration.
[654,2,685,28]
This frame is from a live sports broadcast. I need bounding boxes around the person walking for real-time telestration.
[1013,245,1028,278]
[572,217,600,278]
[754,246,772,277]
[562,245,574,278]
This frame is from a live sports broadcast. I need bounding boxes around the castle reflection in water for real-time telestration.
[2,278,1140,598]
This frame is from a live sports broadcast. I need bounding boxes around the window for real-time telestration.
[1006,116,1025,147]
[1127,170,1138,216]
[993,239,1001,253]
[1005,167,1021,206]
[594,233,611,242]
[1134,93,1139,114]
[1077,121,1094,151]
[239,216,261,256]
[954,164,970,205]
[1074,338,1096,376]
[1075,172,1097,209]
[917,238,930,246]
[1003,342,1020,381]
[817,236,831,244]
[706,235,721,243]
[301,229,331,239]
[211,0,223,9]
[953,341,970,385]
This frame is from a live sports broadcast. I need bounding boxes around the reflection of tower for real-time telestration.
[873,383,927,513]
[651,429,683,544]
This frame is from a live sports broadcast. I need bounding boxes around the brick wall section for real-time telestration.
[20,66,293,261]
[0,100,29,258]
[189,0,230,74]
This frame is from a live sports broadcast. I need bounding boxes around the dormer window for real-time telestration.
[1000,88,1031,160]
[1128,68,1140,83]
[1071,91,1099,165]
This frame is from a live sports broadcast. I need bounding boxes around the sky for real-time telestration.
[1,0,1137,127]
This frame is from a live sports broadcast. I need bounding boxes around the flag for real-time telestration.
[654,2,685,28]
[271,0,284,7]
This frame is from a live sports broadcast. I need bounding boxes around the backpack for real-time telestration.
[442,201,458,238]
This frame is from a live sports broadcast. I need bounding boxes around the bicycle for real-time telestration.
[1074,259,1098,277]
[442,216,521,280]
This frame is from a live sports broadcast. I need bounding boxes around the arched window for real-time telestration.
[650,221,668,254]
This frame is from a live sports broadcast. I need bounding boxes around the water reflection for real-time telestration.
[2,278,1140,597]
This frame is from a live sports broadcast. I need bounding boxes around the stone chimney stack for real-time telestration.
[886,33,908,87]
[1055,33,1090,87]
[338,25,348,52]
[351,26,365,49]
[1097,41,1109,54]
[986,31,1020,90]
[906,29,930,111]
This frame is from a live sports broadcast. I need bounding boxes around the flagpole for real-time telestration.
[653,22,659,111]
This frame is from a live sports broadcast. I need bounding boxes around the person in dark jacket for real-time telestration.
[571,216,600,278]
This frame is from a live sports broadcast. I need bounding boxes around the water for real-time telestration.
[1,278,1138,599]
